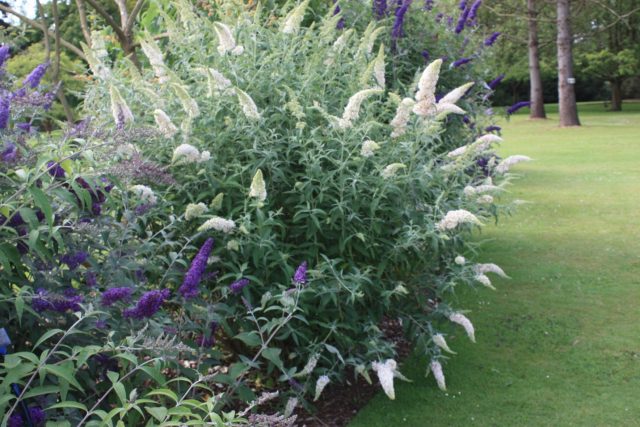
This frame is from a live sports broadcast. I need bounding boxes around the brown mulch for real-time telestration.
[295,318,412,427]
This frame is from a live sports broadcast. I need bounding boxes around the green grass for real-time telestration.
[349,102,640,426]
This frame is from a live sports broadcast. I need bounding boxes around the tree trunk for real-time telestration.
[528,0,546,119]
[556,0,580,126]
[610,79,622,111]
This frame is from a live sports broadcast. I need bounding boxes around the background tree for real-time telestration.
[527,0,547,118]
[556,0,580,126]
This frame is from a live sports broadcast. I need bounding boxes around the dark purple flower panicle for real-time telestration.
[333,1,345,29]
[455,4,471,33]
[293,261,308,285]
[179,238,214,299]
[123,288,170,319]
[435,12,443,22]
[421,50,430,61]
[507,101,531,115]
[229,278,250,294]
[467,0,482,22]
[484,31,501,46]
[196,321,218,347]
[373,0,388,19]
[458,0,468,10]
[95,319,108,329]
[46,161,66,178]
[423,0,434,10]
[32,288,83,313]
[391,0,412,42]
[0,97,10,130]
[101,287,134,306]
[452,57,473,67]
[23,62,50,89]
[16,122,31,132]
[1,143,17,162]
[85,271,98,287]
[487,74,504,90]
[485,125,501,132]
[8,413,23,427]
[29,407,45,426]
[0,45,10,67]
[61,251,89,270]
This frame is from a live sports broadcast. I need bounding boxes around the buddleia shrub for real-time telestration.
[78,0,528,407]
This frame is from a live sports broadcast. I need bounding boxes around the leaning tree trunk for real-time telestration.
[528,0,546,119]
[610,78,622,111]
[556,0,580,126]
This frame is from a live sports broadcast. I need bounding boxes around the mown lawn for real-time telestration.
[349,101,640,426]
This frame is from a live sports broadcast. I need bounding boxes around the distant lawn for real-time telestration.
[349,103,640,426]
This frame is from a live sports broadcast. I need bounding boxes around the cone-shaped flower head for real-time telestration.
[282,0,310,34]
[314,375,330,401]
[449,312,476,342]
[179,238,215,299]
[433,333,456,354]
[249,169,267,201]
[430,360,447,390]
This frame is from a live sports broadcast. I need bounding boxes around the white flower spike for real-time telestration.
[449,312,476,343]
[433,334,456,354]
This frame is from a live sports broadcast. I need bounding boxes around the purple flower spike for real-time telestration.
[455,5,471,34]
[0,97,10,130]
[229,278,250,294]
[23,62,50,89]
[46,161,66,178]
[458,0,468,10]
[507,101,531,115]
[179,238,215,299]
[392,0,412,42]
[0,45,10,67]
[484,32,501,46]
[1,143,17,162]
[293,261,308,285]
[467,0,482,22]
[61,251,89,270]
[485,125,501,132]
[374,0,388,19]
[101,287,134,306]
[123,289,170,319]
[196,321,219,347]
[423,0,434,10]
[487,74,505,90]
[453,57,473,68]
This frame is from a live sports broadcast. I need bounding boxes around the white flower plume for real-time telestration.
[438,82,474,105]
[171,83,200,118]
[130,185,157,205]
[371,359,410,400]
[474,263,509,278]
[282,0,309,34]
[314,375,330,401]
[172,143,200,164]
[449,312,476,343]
[249,169,267,201]
[474,273,495,290]
[415,59,442,105]
[430,360,447,391]
[455,255,466,265]
[433,334,456,354]
[140,37,168,83]
[373,44,386,89]
[235,88,261,120]
[495,155,532,174]
[213,22,243,55]
[381,163,406,179]
[185,203,207,220]
[153,109,178,138]
[109,85,134,125]
[295,354,319,378]
[335,88,383,129]
[198,216,236,233]
[390,97,415,138]
[361,140,380,158]
[436,209,481,231]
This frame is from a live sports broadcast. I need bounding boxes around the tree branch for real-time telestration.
[125,0,147,34]
[83,0,128,43]
[0,4,86,61]
[75,0,93,47]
